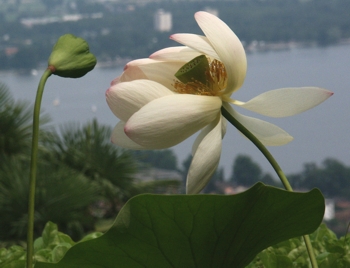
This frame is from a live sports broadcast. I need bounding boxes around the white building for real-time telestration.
[324,199,335,221]
[154,9,172,32]
[203,7,219,18]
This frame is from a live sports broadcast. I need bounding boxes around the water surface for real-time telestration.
[1,45,349,178]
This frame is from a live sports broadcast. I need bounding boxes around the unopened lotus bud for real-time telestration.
[48,34,96,78]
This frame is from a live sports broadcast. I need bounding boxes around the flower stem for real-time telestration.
[27,68,52,268]
[221,106,318,268]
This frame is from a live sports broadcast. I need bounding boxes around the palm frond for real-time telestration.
[0,82,51,158]
[0,156,98,241]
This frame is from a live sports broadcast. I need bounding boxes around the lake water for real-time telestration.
[1,44,350,179]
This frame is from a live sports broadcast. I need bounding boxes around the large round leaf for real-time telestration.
[35,183,324,268]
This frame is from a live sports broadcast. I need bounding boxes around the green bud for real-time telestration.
[175,55,210,85]
[48,34,97,78]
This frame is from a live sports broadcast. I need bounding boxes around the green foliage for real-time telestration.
[48,119,137,189]
[0,245,26,268]
[0,85,182,242]
[230,155,282,187]
[231,155,263,186]
[0,222,102,267]
[289,158,350,198]
[45,120,141,215]
[0,82,51,160]
[247,224,350,267]
[34,183,324,268]
[0,87,133,241]
[33,222,102,264]
[230,155,350,199]
[0,83,36,158]
[0,156,98,241]
[6,222,350,268]
[1,83,100,241]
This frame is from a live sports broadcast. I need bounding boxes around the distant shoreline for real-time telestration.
[94,39,350,69]
[1,40,350,76]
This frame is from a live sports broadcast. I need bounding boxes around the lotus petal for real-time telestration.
[223,103,293,146]
[111,121,147,150]
[125,95,222,149]
[106,80,174,122]
[195,11,247,94]
[236,87,334,117]
[187,114,222,194]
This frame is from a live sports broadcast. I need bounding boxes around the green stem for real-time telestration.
[27,68,52,268]
[221,106,292,191]
[221,106,318,268]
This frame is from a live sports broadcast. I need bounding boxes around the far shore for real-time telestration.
[1,39,350,76]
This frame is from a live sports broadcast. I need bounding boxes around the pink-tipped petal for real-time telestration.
[106,80,174,122]
[236,87,334,117]
[112,58,155,84]
[187,114,222,194]
[125,94,222,149]
[111,121,147,150]
[110,76,120,86]
[117,65,148,83]
[195,11,247,94]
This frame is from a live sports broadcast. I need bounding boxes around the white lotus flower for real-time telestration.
[106,11,333,194]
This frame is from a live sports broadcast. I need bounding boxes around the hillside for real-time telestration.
[0,0,349,70]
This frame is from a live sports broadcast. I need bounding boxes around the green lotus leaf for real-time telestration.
[35,183,324,268]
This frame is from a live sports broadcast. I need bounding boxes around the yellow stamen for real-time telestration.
[173,59,227,96]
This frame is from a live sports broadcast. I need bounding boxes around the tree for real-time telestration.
[203,167,225,194]
[288,158,350,198]
[0,82,49,160]
[0,84,98,241]
[45,119,139,216]
[321,158,350,197]
[260,173,281,187]
[308,159,349,197]
[131,149,178,171]
[0,156,97,241]
[230,155,262,187]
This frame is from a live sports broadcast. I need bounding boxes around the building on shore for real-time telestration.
[154,9,172,32]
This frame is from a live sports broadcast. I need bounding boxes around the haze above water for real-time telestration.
[1,45,349,178]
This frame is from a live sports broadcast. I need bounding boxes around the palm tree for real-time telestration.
[0,83,97,241]
[45,119,139,217]
[0,84,180,242]
[0,82,50,160]
[46,120,181,217]
[0,155,98,242]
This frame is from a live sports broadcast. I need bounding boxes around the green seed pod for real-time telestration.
[48,34,97,78]
[175,55,210,85]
